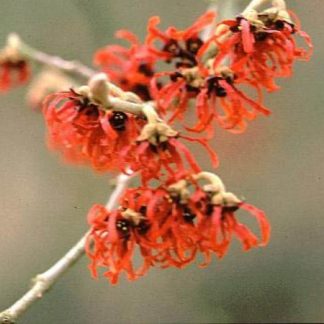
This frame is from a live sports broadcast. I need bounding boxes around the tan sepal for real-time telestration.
[243,9,265,30]
[211,191,241,207]
[76,85,91,98]
[194,172,226,193]
[259,7,292,25]
[202,183,223,195]
[137,122,178,145]
[168,179,190,204]
[121,208,145,226]
[277,9,293,25]
[88,73,109,106]
[0,34,23,64]
[26,68,78,107]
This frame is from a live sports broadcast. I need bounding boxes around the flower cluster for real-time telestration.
[2,0,311,284]
[86,172,270,283]
[147,9,311,133]
[42,75,213,183]
[43,87,144,172]
[94,30,156,101]
[212,10,312,91]
[41,2,312,178]
[39,2,311,282]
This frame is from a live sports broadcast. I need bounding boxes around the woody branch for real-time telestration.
[0,0,289,322]
[0,172,133,324]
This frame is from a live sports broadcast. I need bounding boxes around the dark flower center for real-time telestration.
[163,37,203,68]
[182,206,196,223]
[206,76,227,97]
[3,60,27,70]
[222,205,240,214]
[131,84,152,101]
[109,111,128,131]
[186,37,203,54]
[75,98,99,118]
[255,31,268,42]
[137,221,150,235]
[116,219,130,236]
[138,63,154,77]
[205,203,214,216]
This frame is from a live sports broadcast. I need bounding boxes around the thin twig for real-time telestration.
[31,51,95,79]
[0,0,287,322]
[8,33,96,80]
[105,172,133,210]
[7,33,137,102]
[0,173,133,324]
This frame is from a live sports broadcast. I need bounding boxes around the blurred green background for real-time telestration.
[0,0,323,323]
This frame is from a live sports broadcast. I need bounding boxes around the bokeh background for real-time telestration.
[0,1,323,323]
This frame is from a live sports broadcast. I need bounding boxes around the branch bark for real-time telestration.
[0,0,287,322]
[0,173,133,324]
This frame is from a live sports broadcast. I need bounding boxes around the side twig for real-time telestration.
[7,33,96,80]
[0,0,284,322]
[6,33,140,102]
[0,173,133,324]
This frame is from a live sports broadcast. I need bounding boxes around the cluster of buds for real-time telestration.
[1,0,312,283]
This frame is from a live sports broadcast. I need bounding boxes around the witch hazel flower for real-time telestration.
[94,29,157,101]
[0,34,30,92]
[86,171,270,283]
[146,11,215,123]
[122,102,219,184]
[146,10,215,64]
[146,11,215,122]
[147,12,270,134]
[212,5,313,92]
[43,72,216,182]
[193,172,270,258]
[151,62,270,135]
[120,105,204,184]
[0,1,315,318]
[43,74,145,172]
[86,187,172,284]
[165,172,270,265]
[203,66,271,133]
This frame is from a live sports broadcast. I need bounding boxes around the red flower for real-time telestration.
[43,89,143,172]
[145,10,271,134]
[0,57,30,92]
[151,202,201,268]
[198,74,270,133]
[86,188,172,284]
[161,186,271,268]
[86,173,271,283]
[146,11,216,64]
[119,120,218,184]
[195,202,270,261]
[94,30,157,101]
[165,172,271,265]
[212,12,313,91]
[151,68,270,134]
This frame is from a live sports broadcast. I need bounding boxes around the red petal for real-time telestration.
[240,202,271,246]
